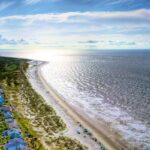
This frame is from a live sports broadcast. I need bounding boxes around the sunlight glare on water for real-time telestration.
[21,50,72,62]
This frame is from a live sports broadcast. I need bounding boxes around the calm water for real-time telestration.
[41,51,150,149]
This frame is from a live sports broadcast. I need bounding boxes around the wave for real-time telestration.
[41,54,150,149]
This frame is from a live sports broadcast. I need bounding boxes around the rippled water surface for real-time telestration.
[41,51,150,149]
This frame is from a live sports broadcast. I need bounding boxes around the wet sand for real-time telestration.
[28,61,126,150]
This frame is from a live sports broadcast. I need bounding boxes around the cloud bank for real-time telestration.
[0,9,149,49]
[1,9,150,23]
[0,35,28,45]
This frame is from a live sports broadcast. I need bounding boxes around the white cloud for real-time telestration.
[106,0,131,5]
[0,9,149,49]
[0,35,28,45]
[24,0,59,5]
[0,9,149,24]
[25,0,42,4]
[0,2,14,11]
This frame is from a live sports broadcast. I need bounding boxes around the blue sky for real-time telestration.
[0,0,150,53]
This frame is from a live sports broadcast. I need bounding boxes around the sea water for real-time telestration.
[41,51,150,149]
[0,50,150,149]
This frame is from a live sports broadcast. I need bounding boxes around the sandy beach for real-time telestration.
[27,61,126,150]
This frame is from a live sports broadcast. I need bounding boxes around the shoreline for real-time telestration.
[28,61,100,150]
[37,62,125,150]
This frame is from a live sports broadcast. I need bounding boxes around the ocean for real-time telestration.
[41,50,150,149]
[0,50,150,149]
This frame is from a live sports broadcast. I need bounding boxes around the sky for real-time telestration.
[0,0,150,54]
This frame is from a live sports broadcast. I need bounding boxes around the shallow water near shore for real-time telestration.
[40,51,150,149]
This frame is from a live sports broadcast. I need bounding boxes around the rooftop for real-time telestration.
[5,119,18,129]
[0,106,11,112]
[5,138,27,150]
[4,127,22,139]
[3,111,13,119]
[0,96,5,102]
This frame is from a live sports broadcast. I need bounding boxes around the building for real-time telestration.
[0,106,11,112]
[4,127,22,139]
[3,111,13,119]
[4,138,27,150]
[5,119,18,129]
[0,89,4,94]
[0,95,5,106]
[0,89,4,98]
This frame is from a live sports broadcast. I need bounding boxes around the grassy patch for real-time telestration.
[0,121,8,136]
[47,136,87,150]
[5,64,17,71]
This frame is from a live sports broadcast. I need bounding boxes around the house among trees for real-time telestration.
[4,138,27,150]
[0,105,13,119]
[5,119,18,129]
[3,111,13,119]
[0,89,4,97]
[0,106,12,113]
[4,127,22,139]
[0,95,5,106]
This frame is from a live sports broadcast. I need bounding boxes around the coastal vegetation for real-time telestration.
[0,57,87,150]
[0,114,9,149]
